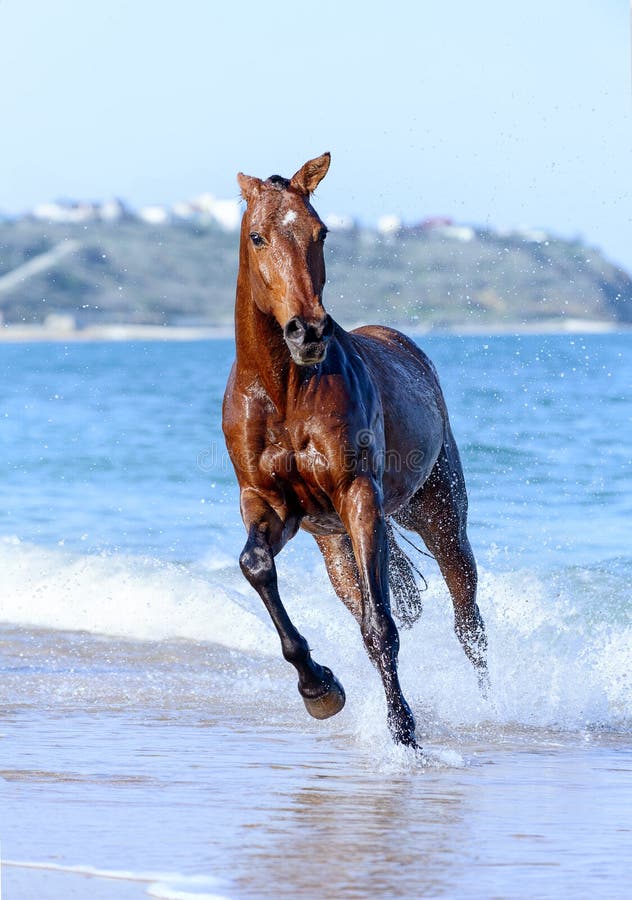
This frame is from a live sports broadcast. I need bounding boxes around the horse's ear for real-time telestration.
[237,173,263,202]
[290,152,331,195]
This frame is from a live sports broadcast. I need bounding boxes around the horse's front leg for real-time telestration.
[239,489,345,720]
[339,476,417,747]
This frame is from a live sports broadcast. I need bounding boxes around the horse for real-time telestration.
[222,153,488,747]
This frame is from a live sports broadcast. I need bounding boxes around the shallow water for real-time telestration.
[2,629,631,900]
[1,335,631,898]
[2,634,631,899]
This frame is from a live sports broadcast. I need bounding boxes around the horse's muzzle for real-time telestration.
[284,314,334,366]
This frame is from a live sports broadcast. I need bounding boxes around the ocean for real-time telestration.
[1,333,630,899]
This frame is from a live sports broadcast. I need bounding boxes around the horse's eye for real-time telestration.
[250,232,265,247]
[318,227,328,243]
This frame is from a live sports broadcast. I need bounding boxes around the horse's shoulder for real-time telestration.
[222,370,279,446]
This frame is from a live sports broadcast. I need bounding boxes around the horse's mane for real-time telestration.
[266,175,290,189]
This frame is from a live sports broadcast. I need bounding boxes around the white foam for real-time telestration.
[147,880,229,900]
[281,554,632,737]
[3,861,231,899]
[1,536,630,734]
[0,536,276,655]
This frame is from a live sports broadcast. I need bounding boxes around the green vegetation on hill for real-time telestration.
[0,218,630,329]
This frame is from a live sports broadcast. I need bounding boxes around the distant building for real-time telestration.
[404,217,454,237]
[496,226,549,243]
[432,224,475,242]
[138,205,169,225]
[406,218,477,241]
[44,312,76,332]
[209,198,241,231]
[377,214,402,235]
[98,198,130,222]
[172,201,197,221]
[513,227,549,243]
[189,193,241,230]
[32,200,98,224]
[418,216,454,231]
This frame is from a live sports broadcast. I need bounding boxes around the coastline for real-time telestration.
[0,318,623,343]
[0,323,235,343]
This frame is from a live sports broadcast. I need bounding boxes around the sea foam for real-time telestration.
[0,535,276,655]
[2,861,231,900]
[1,536,630,735]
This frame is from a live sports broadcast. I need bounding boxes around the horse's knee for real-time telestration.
[239,540,274,588]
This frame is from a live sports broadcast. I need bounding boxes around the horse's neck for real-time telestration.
[234,257,292,410]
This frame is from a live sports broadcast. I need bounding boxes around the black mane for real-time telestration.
[266,175,290,189]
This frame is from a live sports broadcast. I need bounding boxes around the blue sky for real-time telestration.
[1,1,630,268]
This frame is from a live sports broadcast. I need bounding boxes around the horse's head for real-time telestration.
[237,153,334,366]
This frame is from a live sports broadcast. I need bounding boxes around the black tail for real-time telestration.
[387,520,425,628]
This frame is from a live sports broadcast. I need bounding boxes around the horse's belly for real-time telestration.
[382,427,443,514]
[350,327,446,512]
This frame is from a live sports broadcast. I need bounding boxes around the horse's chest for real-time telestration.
[258,440,295,482]
[259,431,334,515]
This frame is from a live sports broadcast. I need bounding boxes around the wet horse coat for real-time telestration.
[222,154,488,746]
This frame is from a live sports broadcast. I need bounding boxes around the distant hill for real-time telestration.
[0,218,630,331]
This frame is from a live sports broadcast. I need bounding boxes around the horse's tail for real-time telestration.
[386,519,426,629]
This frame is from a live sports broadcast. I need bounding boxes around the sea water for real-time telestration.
[0,334,630,899]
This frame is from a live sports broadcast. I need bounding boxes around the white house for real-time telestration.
[377,214,402,235]
[190,193,241,230]
[32,201,97,223]
[138,205,169,225]
[433,224,475,242]
[98,199,128,222]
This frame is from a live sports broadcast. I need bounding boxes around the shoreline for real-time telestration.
[0,318,625,343]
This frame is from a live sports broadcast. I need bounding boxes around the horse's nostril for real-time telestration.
[285,315,332,346]
[285,317,304,339]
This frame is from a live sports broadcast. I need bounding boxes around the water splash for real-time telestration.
[1,536,630,737]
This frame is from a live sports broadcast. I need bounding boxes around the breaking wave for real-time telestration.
[1,536,630,737]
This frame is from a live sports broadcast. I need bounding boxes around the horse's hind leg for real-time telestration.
[395,430,489,690]
[314,533,362,623]
[316,522,420,747]
[332,477,417,747]
[315,523,422,629]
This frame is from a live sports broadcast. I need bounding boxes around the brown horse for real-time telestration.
[222,153,488,747]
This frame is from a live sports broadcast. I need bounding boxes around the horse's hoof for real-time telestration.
[300,670,346,720]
